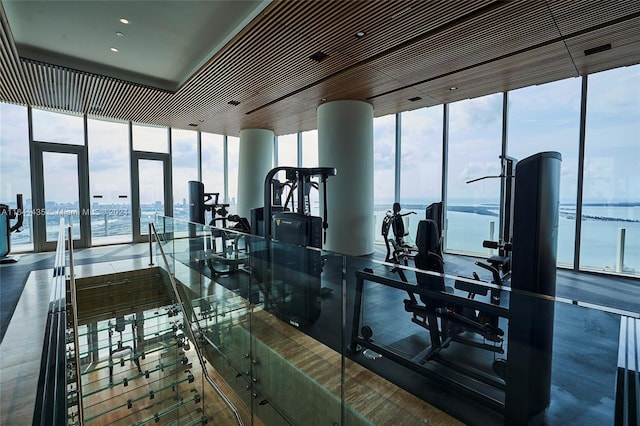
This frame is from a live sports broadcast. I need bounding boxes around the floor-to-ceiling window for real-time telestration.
[171,128,198,222]
[582,65,640,276]
[277,133,298,167]
[507,78,581,267]
[31,108,88,247]
[446,93,503,255]
[227,136,239,213]
[400,106,443,241]
[201,132,225,204]
[301,130,320,215]
[373,114,396,243]
[0,103,32,251]
[87,118,132,245]
[131,124,171,240]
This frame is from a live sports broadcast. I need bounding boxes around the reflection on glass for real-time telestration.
[138,159,165,235]
[43,152,80,241]
[171,128,198,222]
[508,77,581,266]
[132,123,168,153]
[0,102,32,250]
[32,108,84,145]
[582,65,640,276]
[446,93,502,255]
[88,118,132,244]
[400,106,443,241]
[374,115,396,243]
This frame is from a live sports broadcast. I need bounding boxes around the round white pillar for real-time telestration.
[318,100,374,256]
[237,128,274,219]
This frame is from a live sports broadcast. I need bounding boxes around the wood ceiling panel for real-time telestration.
[564,18,640,76]
[2,1,639,137]
[365,0,560,85]
[299,1,493,61]
[410,41,578,105]
[546,0,640,35]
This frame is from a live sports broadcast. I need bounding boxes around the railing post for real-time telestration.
[148,223,154,266]
[616,227,626,273]
[67,226,84,426]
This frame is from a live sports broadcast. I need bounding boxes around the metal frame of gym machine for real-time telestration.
[349,151,562,425]
[251,166,336,328]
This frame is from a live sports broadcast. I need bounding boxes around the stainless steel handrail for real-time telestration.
[149,223,244,426]
[67,226,84,426]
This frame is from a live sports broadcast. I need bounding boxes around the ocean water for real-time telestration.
[7,203,639,277]
[375,204,639,276]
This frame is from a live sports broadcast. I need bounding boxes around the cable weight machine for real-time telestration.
[250,166,336,327]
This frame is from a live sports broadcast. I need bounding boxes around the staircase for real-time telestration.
[70,303,209,425]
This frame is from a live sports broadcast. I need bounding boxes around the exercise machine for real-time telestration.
[381,202,417,264]
[188,181,250,275]
[0,194,24,263]
[250,166,336,327]
[467,155,516,280]
[351,152,561,424]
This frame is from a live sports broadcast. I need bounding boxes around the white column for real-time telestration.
[237,128,274,219]
[318,100,374,256]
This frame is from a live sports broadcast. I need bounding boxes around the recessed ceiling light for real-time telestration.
[355,31,366,38]
[321,98,327,102]
[449,86,458,91]
[110,47,119,53]
[120,18,129,24]
[116,31,125,37]
[408,96,422,102]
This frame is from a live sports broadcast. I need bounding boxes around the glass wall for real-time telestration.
[0,103,32,251]
[399,106,443,241]
[301,130,320,215]
[446,93,503,255]
[87,118,132,244]
[171,129,198,221]
[301,130,318,168]
[132,123,168,153]
[201,132,225,203]
[507,78,581,266]
[32,108,84,145]
[582,65,640,275]
[373,115,396,242]
[2,64,637,279]
[277,133,298,167]
[227,136,239,212]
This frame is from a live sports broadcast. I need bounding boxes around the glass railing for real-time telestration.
[151,214,639,426]
[60,221,243,425]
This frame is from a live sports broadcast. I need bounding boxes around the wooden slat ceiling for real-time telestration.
[1,0,639,137]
